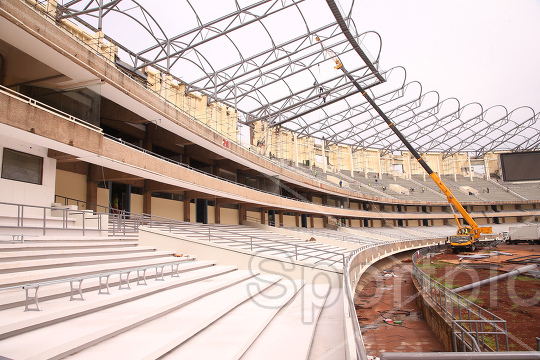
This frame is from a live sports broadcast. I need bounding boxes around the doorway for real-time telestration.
[196,199,208,224]
[110,182,131,214]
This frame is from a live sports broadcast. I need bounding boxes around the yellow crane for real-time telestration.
[316,36,492,251]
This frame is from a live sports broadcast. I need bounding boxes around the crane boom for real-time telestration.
[327,54,491,248]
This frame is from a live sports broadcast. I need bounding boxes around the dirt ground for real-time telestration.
[417,244,540,351]
[355,259,445,357]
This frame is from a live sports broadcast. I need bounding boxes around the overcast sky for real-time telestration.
[351,0,540,113]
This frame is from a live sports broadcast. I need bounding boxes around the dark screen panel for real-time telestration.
[500,151,540,181]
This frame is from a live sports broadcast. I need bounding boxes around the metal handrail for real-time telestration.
[54,195,111,214]
[0,201,106,236]
[0,85,102,133]
[412,247,509,352]
[139,216,348,267]
[243,215,382,245]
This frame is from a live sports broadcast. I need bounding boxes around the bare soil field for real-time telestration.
[416,244,540,351]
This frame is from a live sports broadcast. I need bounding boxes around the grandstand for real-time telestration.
[0,0,539,359]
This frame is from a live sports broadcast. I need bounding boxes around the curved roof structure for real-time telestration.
[50,0,540,157]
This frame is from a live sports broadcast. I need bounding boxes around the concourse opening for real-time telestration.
[196,199,208,224]
[109,182,131,215]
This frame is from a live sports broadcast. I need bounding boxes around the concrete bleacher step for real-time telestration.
[0,240,139,251]
[0,260,217,311]
[308,288,346,360]
[0,270,266,360]
[62,275,285,360]
[0,264,236,339]
[241,283,331,360]
[0,245,157,261]
[0,250,175,273]
[0,256,196,289]
[159,279,304,360]
[0,215,76,227]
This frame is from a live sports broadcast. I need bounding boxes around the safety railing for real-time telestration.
[139,215,348,267]
[54,195,111,213]
[0,201,107,237]
[342,237,446,360]
[412,247,509,352]
[15,200,348,267]
[243,215,383,246]
[0,85,102,133]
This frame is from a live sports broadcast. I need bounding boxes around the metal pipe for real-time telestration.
[453,264,538,293]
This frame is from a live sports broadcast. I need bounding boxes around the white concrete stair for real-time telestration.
[308,288,346,360]
[0,250,175,273]
[159,278,304,360]
[0,255,195,289]
[0,270,263,360]
[0,245,158,261]
[241,283,331,360]
[0,259,217,310]
[62,275,284,360]
[0,264,236,339]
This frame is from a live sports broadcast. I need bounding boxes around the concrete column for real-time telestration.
[453,156,457,182]
[484,155,491,180]
[322,139,327,173]
[406,154,412,180]
[294,133,299,167]
[143,191,151,215]
[377,151,382,178]
[308,140,313,170]
[279,129,283,160]
[436,155,441,175]
[364,151,368,178]
[214,203,221,224]
[278,211,284,228]
[47,0,58,16]
[162,74,173,103]
[86,164,98,212]
[239,205,246,225]
[349,146,354,177]
[86,181,98,212]
[183,155,191,166]
[467,154,473,181]
[295,213,300,227]
[260,209,265,225]
[183,195,191,222]
[310,214,314,228]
